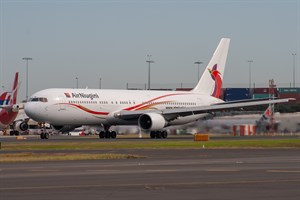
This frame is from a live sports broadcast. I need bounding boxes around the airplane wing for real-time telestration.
[114,98,293,121]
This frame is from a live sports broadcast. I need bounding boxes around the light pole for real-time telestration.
[292,53,296,87]
[194,61,203,81]
[75,77,79,88]
[248,60,253,89]
[146,55,154,90]
[99,77,102,89]
[22,57,32,101]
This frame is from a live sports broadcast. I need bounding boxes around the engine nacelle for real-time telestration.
[14,121,29,132]
[51,125,78,133]
[138,113,166,131]
[11,104,19,113]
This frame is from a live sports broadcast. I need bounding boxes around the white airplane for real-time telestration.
[0,72,28,133]
[24,38,292,139]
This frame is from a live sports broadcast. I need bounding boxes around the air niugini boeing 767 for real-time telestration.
[25,38,292,139]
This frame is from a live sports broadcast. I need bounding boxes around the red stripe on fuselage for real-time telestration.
[123,93,189,111]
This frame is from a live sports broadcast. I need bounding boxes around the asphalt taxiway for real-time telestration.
[1,134,298,142]
[0,148,299,200]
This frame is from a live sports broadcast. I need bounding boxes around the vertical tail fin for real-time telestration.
[0,73,18,107]
[11,72,19,105]
[259,105,273,122]
[192,38,230,98]
[0,92,8,105]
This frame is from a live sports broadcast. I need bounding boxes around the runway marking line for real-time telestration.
[1,179,299,191]
[29,169,60,172]
[145,169,177,173]
[267,170,300,173]
[85,170,120,173]
[205,169,240,172]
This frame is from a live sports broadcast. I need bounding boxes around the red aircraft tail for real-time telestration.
[10,72,19,105]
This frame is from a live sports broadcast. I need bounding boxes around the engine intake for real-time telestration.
[11,104,19,113]
[138,113,166,131]
[14,121,29,132]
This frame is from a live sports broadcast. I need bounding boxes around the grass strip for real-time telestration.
[1,138,299,150]
[0,152,144,163]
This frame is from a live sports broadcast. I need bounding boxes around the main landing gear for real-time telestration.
[98,125,168,139]
[150,131,168,139]
[99,126,116,139]
[99,131,117,139]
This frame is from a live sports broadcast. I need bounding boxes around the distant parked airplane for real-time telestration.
[25,38,292,139]
[0,72,28,133]
[192,104,276,133]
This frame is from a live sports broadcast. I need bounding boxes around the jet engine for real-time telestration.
[138,113,167,131]
[11,104,19,112]
[14,121,29,132]
[51,125,78,133]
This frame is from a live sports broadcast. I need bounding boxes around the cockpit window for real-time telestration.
[29,97,48,102]
[29,98,38,102]
[40,97,48,102]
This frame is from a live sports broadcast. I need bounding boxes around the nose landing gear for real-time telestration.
[40,123,49,139]
[40,131,49,139]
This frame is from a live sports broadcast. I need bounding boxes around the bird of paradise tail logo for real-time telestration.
[208,64,222,98]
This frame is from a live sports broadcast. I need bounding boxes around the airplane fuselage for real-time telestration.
[25,88,223,126]
[0,109,18,130]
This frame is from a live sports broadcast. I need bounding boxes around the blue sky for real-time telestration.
[0,0,299,101]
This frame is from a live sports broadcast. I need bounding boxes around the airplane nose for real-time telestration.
[24,102,43,122]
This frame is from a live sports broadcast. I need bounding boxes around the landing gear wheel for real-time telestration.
[150,131,168,139]
[99,125,117,139]
[105,131,111,138]
[99,131,105,138]
[155,131,162,139]
[40,132,49,139]
[161,131,168,139]
[150,131,156,139]
[111,131,117,139]
[44,132,49,139]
